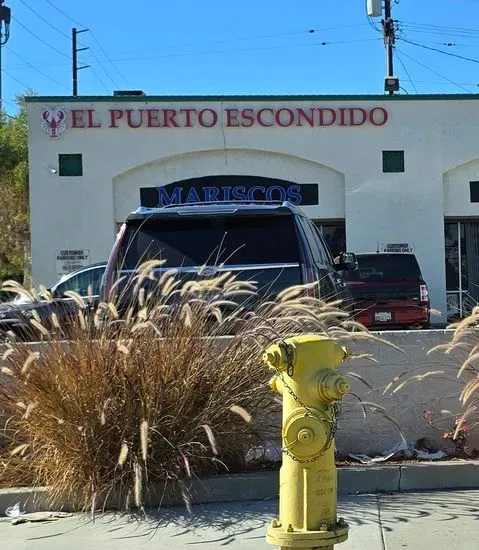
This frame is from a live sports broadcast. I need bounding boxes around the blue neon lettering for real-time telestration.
[222,186,232,201]
[185,187,201,203]
[232,186,247,200]
[204,186,220,201]
[265,186,287,202]
[286,185,302,205]
[158,187,182,206]
[246,186,266,200]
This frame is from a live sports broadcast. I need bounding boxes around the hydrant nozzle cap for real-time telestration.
[263,346,283,369]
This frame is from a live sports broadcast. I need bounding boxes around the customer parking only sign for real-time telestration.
[380,243,414,254]
[56,249,90,277]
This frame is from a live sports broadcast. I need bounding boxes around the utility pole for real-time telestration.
[0,0,11,113]
[72,27,89,96]
[367,0,399,94]
[383,0,398,94]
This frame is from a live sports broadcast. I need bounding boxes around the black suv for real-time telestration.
[101,201,356,311]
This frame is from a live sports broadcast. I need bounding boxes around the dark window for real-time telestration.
[315,223,346,259]
[54,267,105,297]
[312,225,334,265]
[122,215,300,269]
[59,154,83,177]
[344,254,422,282]
[298,217,326,265]
[382,150,404,173]
[470,181,479,203]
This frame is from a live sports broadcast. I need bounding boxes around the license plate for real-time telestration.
[375,311,392,322]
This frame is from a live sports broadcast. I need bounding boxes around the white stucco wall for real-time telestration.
[27,95,479,323]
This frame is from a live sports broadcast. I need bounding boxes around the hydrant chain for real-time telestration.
[272,365,342,460]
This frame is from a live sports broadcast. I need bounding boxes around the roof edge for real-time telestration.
[24,93,479,103]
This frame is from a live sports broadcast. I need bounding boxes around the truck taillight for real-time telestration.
[420,284,429,302]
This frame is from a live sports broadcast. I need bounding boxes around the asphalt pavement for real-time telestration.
[0,490,478,549]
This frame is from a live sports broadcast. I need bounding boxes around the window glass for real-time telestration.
[55,267,104,297]
[122,215,300,269]
[298,217,325,264]
[445,223,459,291]
[315,223,346,259]
[344,254,421,282]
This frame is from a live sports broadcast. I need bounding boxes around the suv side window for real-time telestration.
[55,268,103,297]
[312,224,334,265]
[300,217,327,265]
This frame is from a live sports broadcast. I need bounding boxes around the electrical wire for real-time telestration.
[395,47,473,93]
[12,16,70,59]
[43,0,131,87]
[396,52,418,93]
[403,21,479,34]
[69,37,382,66]
[3,37,382,71]
[85,49,120,89]
[88,66,110,94]
[5,46,70,91]
[18,0,72,40]
[400,38,479,65]
[43,0,89,28]
[2,68,31,89]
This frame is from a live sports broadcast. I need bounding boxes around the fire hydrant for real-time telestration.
[264,334,350,550]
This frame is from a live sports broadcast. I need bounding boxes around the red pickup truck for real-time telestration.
[343,252,430,330]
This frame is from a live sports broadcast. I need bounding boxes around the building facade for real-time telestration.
[26,94,479,325]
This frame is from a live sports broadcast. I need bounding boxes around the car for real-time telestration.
[101,201,357,316]
[343,252,430,330]
[0,262,107,341]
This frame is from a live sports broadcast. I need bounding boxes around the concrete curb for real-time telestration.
[1,461,478,515]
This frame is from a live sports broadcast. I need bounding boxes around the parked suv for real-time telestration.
[101,201,357,313]
[343,252,430,329]
[0,263,106,341]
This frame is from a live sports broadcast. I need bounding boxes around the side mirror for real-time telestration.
[334,252,358,271]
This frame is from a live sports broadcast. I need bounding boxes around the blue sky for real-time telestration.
[3,0,479,113]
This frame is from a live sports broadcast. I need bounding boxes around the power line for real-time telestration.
[403,20,479,34]
[43,0,130,87]
[396,52,418,93]
[43,0,87,28]
[3,37,382,71]
[2,68,30,89]
[68,37,382,66]
[5,45,69,90]
[18,0,71,40]
[400,38,479,65]
[87,35,126,88]
[12,16,69,59]
[395,47,473,93]
[89,65,110,94]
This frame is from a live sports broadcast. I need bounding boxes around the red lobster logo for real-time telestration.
[41,108,67,139]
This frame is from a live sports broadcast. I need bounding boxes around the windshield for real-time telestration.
[344,254,422,282]
[121,214,300,270]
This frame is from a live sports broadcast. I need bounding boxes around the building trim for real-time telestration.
[25,93,479,103]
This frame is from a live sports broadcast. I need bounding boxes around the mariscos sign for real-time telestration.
[41,105,389,136]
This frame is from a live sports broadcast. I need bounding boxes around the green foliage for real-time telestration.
[0,94,31,281]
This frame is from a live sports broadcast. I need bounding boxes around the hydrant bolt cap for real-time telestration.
[297,428,314,445]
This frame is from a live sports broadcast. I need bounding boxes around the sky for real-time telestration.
[2,0,479,113]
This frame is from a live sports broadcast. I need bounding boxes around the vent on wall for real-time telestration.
[382,150,405,173]
[470,181,479,203]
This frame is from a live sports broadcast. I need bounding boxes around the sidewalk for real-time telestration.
[1,490,478,549]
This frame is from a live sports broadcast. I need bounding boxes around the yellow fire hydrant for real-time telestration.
[264,334,350,550]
